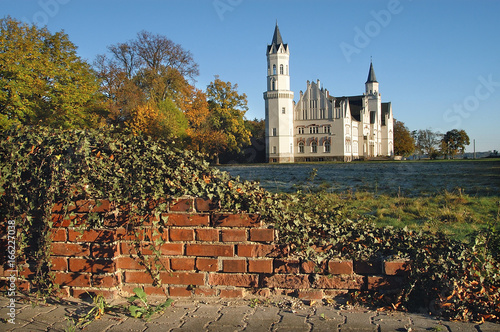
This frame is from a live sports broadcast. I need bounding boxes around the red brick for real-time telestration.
[186,244,233,257]
[249,229,274,242]
[195,198,217,212]
[52,214,86,227]
[196,258,219,272]
[121,285,167,296]
[212,214,261,227]
[115,256,144,270]
[120,242,182,256]
[50,257,67,271]
[328,260,354,275]
[92,275,118,288]
[313,275,364,290]
[194,288,217,297]
[209,274,258,288]
[300,261,326,274]
[196,229,219,242]
[298,290,324,300]
[115,227,136,241]
[68,229,115,242]
[273,259,300,274]
[160,243,184,255]
[91,244,117,259]
[131,228,169,242]
[221,229,247,242]
[220,289,244,298]
[262,275,310,289]
[223,259,247,273]
[68,258,115,273]
[123,271,154,284]
[248,259,273,273]
[72,289,117,299]
[237,244,288,258]
[170,258,196,271]
[367,276,405,290]
[169,198,194,212]
[65,200,112,213]
[51,243,90,257]
[160,272,205,286]
[354,261,382,274]
[54,272,91,287]
[169,286,193,297]
[384,260,411,276]
[164,214,210,227]
[50,229,66,242]
[169,229,195,241]
[251,288,271,298]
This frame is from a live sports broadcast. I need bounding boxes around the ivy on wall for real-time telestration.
[0,126,498,322]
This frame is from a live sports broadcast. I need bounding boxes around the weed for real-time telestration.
[65,294,113,331]
[127,287,173,320]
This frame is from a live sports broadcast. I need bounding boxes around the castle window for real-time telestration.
[298,142,304,153]
[280,64,284,75]
[324,141,331,153]
[298,127,304,134]
[272,146,277,154]
[311,141,318,153]
[272,128,277,137]
[273,65,276,75]
[282,107,286,114]
[272,79,276,91]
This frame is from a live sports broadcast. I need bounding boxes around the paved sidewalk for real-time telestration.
[1,296,499,331]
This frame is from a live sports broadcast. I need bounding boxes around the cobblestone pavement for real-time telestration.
[1,296,499,331]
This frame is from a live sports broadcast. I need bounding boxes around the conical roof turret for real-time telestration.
[267,22,288,53]
[366,61,378,83]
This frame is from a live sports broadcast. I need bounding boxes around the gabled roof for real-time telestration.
[366,61,378,83]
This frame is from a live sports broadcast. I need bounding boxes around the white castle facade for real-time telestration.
[264,24,394,163]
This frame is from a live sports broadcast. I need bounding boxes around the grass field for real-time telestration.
[304,189,500,242]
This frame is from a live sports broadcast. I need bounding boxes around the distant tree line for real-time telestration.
[394,119,471,159]
[0,17,262,164]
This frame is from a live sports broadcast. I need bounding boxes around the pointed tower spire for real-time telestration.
[366,61,378,83]
[272,21,283,47]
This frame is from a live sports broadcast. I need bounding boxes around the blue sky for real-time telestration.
[2,0,499,152]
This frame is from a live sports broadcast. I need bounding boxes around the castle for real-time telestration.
[264,23,394,163]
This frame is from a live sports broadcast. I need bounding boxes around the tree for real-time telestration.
[0,17,103,129]
[95,30,199,140]
[441,129,470,159]
[206,78,251,163]
[393,119,415,157]
[415,129,442,159]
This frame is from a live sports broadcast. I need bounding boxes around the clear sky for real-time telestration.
[2,0,499,152]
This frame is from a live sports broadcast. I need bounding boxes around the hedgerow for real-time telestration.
[0,126,498,322]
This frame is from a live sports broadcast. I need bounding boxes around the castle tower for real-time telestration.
[264,23,294,163]
[365,60,382,157]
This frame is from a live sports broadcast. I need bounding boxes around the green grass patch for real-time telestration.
[297,189,500,242]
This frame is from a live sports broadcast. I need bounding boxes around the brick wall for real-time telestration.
[2,197,410,300]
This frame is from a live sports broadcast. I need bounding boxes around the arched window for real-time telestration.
[272,79,276,91]
[311,141,318,153]
[298,142,304,153]
[273,64,276,75]
[280,64,284,75]
[324,141,331,153]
